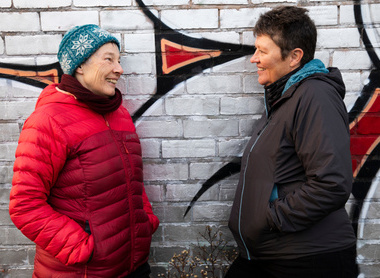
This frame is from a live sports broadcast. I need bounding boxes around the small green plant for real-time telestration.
[158,226,238,278]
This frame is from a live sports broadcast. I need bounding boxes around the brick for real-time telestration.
[0,227,31,245]
[0,13,40,32]
[0,166,13,185]
[0,187,12,205]
[0,37,4,55]
[192,203,232,222]
[164,224,217,242]
[7,80,41,98]
[308,6,338,26]
[0,123,19,142]
[239,116,260,137]
[0,207,12,225]
[7,268,34,278]
[191,31,240,45]
[143,163,188,181]
[221,96,263,115]
[243,74,266,94]
[5,35,62,55]
[357,242,380,261]
[150,245,189,263]
[189,162,224,180]
[0,101,36,120]
[158,204,190,223]
[122,75,156,95]
[140,139,160,158]
[0,143,17,161]
[317,28,360,48]
[220,180,239,202]
[41,11,98,31]
[341,3,380,25]
[214,56,252,74]
[124,32,155,53]
[314,51,330,67]
[0,57,35,66]
[0,248,29,265]
[165,97,219,116]
[194,0,248,3]
[161,9,218,29]
[218,138,249,157]
[220,8,270,29]
[339,5,356,25]
[187,75,241,94]
[13,0,71,8]
[184,118,239,138]
[136,119,182,138]
[74,0,133,7]
[333,51,372,70]
[140,0,188,5]
[365,202,380,219]
[100,10,154,30]
[144,184,163,202]
[162,139,215,158]
[166,183,219,201]
[120,53,155,75]
[0,0,11,7]
[356,263,380,278]
[360,223,380,240]
[341,72,361,92]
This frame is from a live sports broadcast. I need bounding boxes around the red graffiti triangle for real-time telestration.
[161,39,221,74]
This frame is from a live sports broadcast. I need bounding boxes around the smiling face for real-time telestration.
[250,35,300,87]
[75,42,123,98]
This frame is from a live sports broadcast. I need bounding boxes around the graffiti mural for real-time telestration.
[0,1,379,274]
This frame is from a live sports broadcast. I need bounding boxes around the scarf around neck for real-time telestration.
[264,59,329,116]
[57,74,122,115]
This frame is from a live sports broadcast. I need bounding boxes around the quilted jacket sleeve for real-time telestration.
[9,110,94,266]
[141,187,159,233]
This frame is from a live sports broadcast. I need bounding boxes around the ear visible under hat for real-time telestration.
[57,24,120,75]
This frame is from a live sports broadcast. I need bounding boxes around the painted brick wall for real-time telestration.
[0,0,379,277]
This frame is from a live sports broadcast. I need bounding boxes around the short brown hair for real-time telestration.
[253,6,317,65]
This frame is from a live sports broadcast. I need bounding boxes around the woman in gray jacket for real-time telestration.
[226,6,358,278]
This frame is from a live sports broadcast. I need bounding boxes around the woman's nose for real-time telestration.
[114,62,124,75]
[250,50,259,63]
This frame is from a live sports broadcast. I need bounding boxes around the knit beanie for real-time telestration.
[57,24,120,75]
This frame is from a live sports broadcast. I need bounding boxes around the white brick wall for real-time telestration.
[1,1,380,277]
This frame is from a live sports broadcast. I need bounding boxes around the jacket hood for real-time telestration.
[283,59,346,100]
[35,84,87,110]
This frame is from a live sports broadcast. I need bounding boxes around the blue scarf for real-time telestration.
[282,59,329,95]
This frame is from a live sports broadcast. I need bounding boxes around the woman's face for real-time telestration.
[250,35,295,87]
[77,42,123,98]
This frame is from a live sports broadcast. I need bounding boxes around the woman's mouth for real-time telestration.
[106,78,118,84]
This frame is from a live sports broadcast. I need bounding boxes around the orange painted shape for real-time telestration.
[161,39,222,74]
[0,66,60,86]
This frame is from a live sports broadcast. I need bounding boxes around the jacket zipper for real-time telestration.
[103,115,136,270]
[238,116,271,260]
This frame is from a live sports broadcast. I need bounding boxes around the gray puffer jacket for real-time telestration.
[228,60,356,260]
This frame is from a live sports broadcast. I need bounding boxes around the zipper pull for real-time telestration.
[103,115,110,127]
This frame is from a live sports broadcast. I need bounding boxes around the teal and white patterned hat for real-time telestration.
[57,24,120,75]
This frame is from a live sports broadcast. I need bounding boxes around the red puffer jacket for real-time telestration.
[9,84,159,278]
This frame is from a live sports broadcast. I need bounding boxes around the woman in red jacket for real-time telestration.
[9,24,159,278]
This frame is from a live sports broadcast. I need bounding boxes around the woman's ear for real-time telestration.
[75,65,84,75]
[290,48,304,68]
